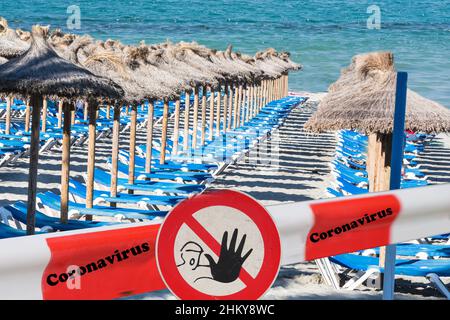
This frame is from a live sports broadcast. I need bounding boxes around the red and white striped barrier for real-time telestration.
[0,184,449,299]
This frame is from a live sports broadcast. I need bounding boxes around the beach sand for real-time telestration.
[1,92,449,299]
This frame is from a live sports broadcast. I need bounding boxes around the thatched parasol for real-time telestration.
[304,51,450,285]
[0,25,124,234]
[0,26,123,100]
[0,17,30,59]
[304,52,450,134]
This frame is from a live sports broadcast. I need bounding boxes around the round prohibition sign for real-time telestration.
[156,189,281,300]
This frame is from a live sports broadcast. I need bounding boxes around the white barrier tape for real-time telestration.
[0,184,449,299]
[270,184,450,265]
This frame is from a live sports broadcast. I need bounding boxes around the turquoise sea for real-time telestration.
[1,0,449,107]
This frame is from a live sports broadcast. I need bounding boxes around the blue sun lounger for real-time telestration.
[362,243,450,258]
[37,191,168,220]
[330,253,450,298]
[93,168,206,195]
[0,222,35,239]
[5,202,113,231]
[68,179,186,207]
[115,162,213,183]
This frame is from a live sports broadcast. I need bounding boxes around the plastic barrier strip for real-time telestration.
[0,184,449,299]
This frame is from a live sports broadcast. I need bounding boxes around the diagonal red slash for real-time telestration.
[184,214,255,286]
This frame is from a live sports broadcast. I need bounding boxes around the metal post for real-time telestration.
[383,71,408,300]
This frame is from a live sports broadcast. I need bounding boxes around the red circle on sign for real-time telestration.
[156,189,281,300]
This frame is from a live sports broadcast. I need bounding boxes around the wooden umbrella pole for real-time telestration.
[41,97,48,132]
[367,132,393,280]
[247,85,253,121]
[274,78,279,100]
[183,90,191,152]
[276,78,279,100]
[160,98,170,164]
[200,85,207,146]
[270,79,275,102]
[255,84,259,113]
[145,100,155,172]
[228,83,234,130]
[57,100,63,129]
[106,104,111,119]
[172,99,181,155]
[263,82,267,106]
[264,79,268,106]
[192,86,200,149]
[280,76,283,98]
[241,86,246,125]
[233,84,239,129]
[110,104,121,208]
[85,100,97,221]
[277,77,281,100]
[60,101,71,224]
[286,74,289,96]
[257,84,261,112]
[128,104,138,194]
[71,102,76,125]
[84,101,89,121]
[245,85,251,122]
[215,83,221,137]
[209,87,215,140]
[253,85,258,117]
[5,95,12,135]
[254,84,259,115]
[223,82,228,133]
[24,98,31,133]
[280,76,283,97]
[26,94,43,235]
[237,84,243,127]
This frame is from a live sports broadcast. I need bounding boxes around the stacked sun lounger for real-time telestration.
[0,95,307,239]
[320,130,450,299]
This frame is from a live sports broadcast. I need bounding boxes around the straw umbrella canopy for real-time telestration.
[0,17,30,59]
[254,50,285,79]
[0,25,124,234]
[15,28,32,42]
[147,43,209,89]
[304,51,450,134]
[304,51,450,272]
[171,42,226,88]
[124,43,187,99]
[0,26,123,99]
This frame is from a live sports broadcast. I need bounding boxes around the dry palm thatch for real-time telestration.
[278,51,302,71]
[222,45,255,83]
[304,51,450,134]
[0,25,123,100]
[171,41,225,88]
[124,44,184,100]
[165,42,216,87]
[146,43,204,89]
[254,49,284,79]
[228,51,262,84]
[79,44,146,103]
[16,29,31,42]
[0,17,30,58]
[257,48,301,73]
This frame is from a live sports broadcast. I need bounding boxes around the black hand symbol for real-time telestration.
[204,228,253,283]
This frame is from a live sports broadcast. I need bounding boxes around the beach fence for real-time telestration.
[0,183,448,299]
